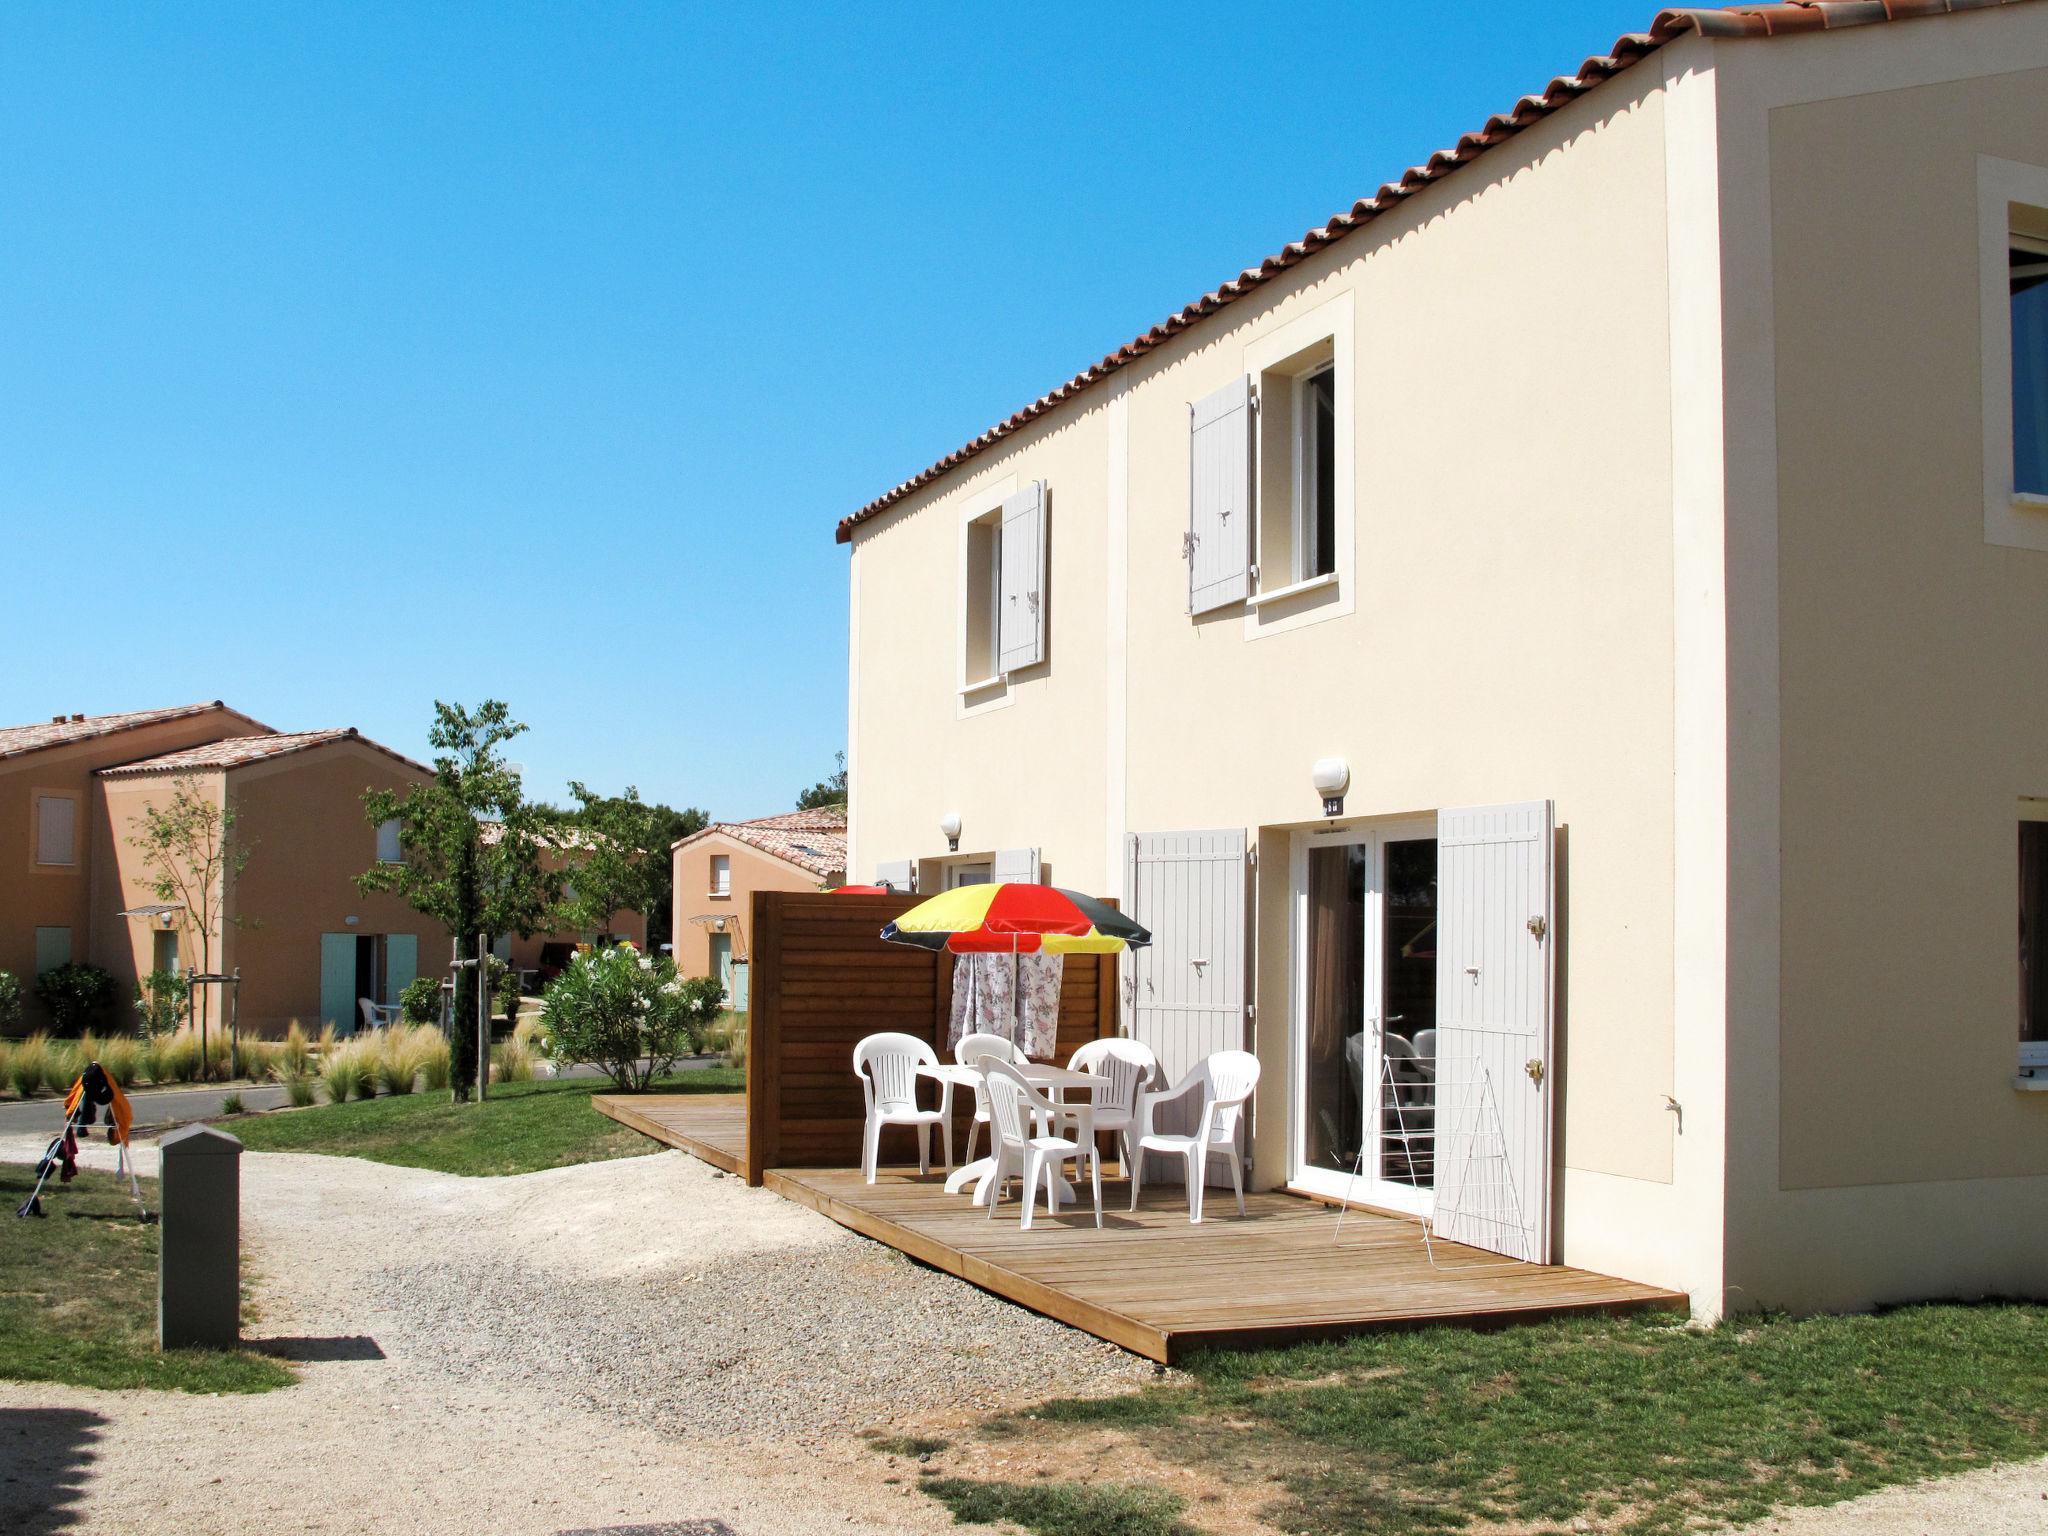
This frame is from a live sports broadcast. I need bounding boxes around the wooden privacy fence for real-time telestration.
[743,889,1119,1185]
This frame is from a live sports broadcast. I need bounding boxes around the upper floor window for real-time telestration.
[376,817,403,864]
[959,480,1047,689]
[34,793,76,867]
[1297,363,1338,580]
[2012,232,2048,497]
[711,854,731,896]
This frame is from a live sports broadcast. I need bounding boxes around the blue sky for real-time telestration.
[1,1,1648,819]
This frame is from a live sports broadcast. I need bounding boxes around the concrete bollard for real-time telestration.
[158,1123,243,1350]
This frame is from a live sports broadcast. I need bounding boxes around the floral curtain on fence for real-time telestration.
[947,952,1064,1059]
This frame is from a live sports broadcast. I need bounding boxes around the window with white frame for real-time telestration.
[2012,230,2048,497]
[2020,809,2048,1077]
[1251,334,1347,596]
[33,793,76,867]
[376,817,403,864]
[710,854,731,896]
[960,480,1047,689]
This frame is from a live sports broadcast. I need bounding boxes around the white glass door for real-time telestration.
[1291,821,1439,1214]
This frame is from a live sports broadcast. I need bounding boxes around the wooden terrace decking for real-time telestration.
[592,1092,746,1176]
[595,1093,1684,1363]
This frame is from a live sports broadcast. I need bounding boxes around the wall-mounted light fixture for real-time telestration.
[1311,758,1349,818]
[939,812,962,853]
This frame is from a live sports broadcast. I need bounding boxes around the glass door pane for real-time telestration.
[1301,843,1368,1179]
[1377,838,1438,1189]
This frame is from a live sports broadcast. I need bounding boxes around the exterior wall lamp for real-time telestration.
[1311,757,1349,818]
[940,812,962,852]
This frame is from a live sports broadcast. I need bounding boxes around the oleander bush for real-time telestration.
[539,942,722,1091]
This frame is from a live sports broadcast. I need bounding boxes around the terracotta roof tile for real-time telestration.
[98,728,431,779]
[0,701,270,763]
[673,807,849,880]
[835,0,2034,543]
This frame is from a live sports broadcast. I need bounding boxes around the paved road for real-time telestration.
[0,1056,725,1138]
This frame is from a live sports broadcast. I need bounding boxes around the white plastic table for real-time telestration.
[924,1060,1109,1207]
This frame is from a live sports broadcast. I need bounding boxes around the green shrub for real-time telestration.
[0,969,24,1033]
[132,968,185,1038]
[399,976,442,1026]
[539,943,722,1091]
[9,1035,48,1097]
[34,962,115,1033]
[281,1071,316,1108]
[220,1091,244,1116]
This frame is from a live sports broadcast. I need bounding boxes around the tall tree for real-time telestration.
[561,784,707,954]
[128,775,249,1039]
[358,701,562,1101]
[796,751,848,811]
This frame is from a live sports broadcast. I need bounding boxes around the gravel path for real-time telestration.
[0,1133,1153,1535]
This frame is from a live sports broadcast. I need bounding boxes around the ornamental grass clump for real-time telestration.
[43,1040,85,1095]
[375,1026,425,1095]
[490,1037,534,1083]
[280,1020,312,1076]
[281,1071,316,1108]
[97,1035,141,1088]
[539,942,723,1091]
[319,1042,367,1105]
[160,1030,202,1084]
[9,1035,49,1097]
[419,1029,451,1092]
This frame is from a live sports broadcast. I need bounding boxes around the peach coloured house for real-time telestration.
[493,828,648,987]
[671,809,846,1004]
[2,702,271,1031]
[94,727,445,1036]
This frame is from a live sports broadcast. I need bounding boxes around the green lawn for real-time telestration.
[224,1070,743,1176]
[915,1305,2048,1536]
[0,1164,293,1394]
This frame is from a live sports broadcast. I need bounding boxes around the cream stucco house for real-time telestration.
[838,0,2048,1317]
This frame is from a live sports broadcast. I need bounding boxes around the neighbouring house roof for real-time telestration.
[835,0,2035,544]
[0,700,272,763]
[672,808,849,880]
[98,727,432,779]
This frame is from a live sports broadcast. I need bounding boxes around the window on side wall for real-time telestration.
[1255,338,1342,591]
[963,513,1002,686]
[376,817,403,864]
[960,480,1048,688]
[711,854,731,896]
[2012,229,2048,498]
[33,793,75,867]
[2019,812,2048,1077]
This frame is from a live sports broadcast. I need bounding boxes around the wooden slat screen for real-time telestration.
[743,889,1119,1185]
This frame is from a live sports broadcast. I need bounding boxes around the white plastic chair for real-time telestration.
[853,1032,953,1184]
[358,998,398,1033]
[1129,1049,1261,1223]
[982,1061,1102,1230]
[955,1030,1028,1168]
[1065,1037,1159,1174]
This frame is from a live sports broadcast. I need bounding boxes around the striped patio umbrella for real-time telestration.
[880,883,1150,955]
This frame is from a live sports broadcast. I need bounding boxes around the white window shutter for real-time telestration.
[1433,800,1555,1264]
[376,818,402,864]
[1187,377,1253,614]
[35,796,76,865]
[997,480,1047,673]
[874,858,915,893]
[991,846,1041,885]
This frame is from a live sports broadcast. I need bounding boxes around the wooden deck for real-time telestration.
[592,1093,746,1176]
[594,1094,1684,1363]
[766,1166,1685,1364]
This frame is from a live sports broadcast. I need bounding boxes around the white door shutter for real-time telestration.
[1127,829,1249,1184]
[1187,377,1253,614]
[874,858,915,893]
[1432,801,1554,1263]
[991,846,1041,885]
[997,480,1047,673]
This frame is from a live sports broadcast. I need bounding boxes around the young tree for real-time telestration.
[559,784,707,953]
[796,751,848,811]
[358,701,563,1101]
[128,776,250,1038]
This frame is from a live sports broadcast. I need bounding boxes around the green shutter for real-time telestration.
[320,933,358,1034]
[385,934,418,1005]
[34,926,72,977]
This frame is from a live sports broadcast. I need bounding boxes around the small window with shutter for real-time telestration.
[34,794,76,867]
[997,481,1047,673]
[376,817,403,864]
[711,854,731,896]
